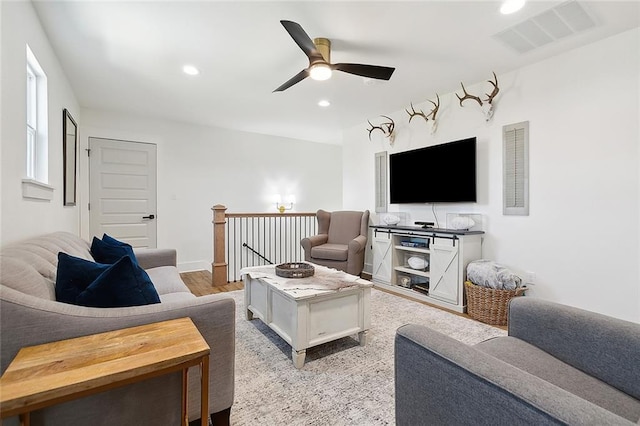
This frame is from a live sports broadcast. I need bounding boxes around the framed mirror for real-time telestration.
[63,109,77,206]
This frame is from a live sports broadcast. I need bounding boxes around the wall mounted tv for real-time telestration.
[389,137,477,203]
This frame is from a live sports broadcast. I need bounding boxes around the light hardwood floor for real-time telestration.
[180,270,243,296]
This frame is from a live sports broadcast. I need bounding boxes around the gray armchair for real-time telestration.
[395,297,640,425]
[300,209,370,276]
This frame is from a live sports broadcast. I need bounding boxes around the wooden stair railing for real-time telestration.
[211,205,317,286]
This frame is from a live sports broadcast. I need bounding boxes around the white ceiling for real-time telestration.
[32,1,639,144]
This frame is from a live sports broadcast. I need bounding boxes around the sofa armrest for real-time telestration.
[395,324,634,426]
[1,286,235,421]
[300,235,329,259]
[509,297,640,400]
[345,235,368,276]
[348,235,367,254]
[133,248,177,269]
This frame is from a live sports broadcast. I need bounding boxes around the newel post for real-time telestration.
[211,204,228,287]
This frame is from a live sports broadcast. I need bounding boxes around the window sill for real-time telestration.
[22,179,54,201]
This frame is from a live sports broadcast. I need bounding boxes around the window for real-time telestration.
[26,64,37,179]
[23,45,52,201]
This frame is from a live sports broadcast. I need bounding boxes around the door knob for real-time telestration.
[143,214,155,219]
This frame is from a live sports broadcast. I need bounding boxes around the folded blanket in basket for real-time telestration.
[467,260,522,290]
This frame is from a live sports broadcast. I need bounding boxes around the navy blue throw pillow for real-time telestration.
[55,252,160,308]
[102,233,129,248]
[91,235,138,265]
[76,255,160,308]
[55,252,111,304]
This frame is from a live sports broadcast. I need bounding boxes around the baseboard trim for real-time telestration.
[178,261,211,273]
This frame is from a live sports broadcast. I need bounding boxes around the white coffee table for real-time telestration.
[241,263,372,369]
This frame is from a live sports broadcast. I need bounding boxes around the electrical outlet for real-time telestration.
[525,271,536,285]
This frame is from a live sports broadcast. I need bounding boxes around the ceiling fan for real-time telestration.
[274,20,396,92]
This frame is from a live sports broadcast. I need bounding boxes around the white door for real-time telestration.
[89,137,157,248]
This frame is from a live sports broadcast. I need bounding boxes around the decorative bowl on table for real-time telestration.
[450,216,476,230]
[382,214,401,225]
[407,256,428,270]
[275,262,315,278]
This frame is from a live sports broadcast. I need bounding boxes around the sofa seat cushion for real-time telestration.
[311,243,348,261]
[475,336,640,422]
[159,292,197,303]
[146,266,191,295]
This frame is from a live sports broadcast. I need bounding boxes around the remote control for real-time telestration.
[415,221,434,228]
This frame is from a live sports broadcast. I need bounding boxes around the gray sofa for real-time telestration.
[0,232,235,426]
[395,297,640,425]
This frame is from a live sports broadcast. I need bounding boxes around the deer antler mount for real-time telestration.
[367,116,396,144]
[456,72,500,120]
[406,94,440,134]
[406,103,429,123]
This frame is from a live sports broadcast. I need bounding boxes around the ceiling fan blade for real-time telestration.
[332,63,395,80]
[273,69,309,92]
[280,20,322,60]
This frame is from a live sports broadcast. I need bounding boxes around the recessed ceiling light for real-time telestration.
[182,65,199,76]
[318,100,331,107]
[500,0,525,15]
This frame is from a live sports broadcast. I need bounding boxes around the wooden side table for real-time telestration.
[0,317,210,426]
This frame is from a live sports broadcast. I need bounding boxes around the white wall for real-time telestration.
[343,28,640,322]
[0,1,81,244]
[80,109,343,271]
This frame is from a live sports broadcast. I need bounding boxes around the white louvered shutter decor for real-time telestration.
[503,121,529,215]
[375,151,388,213]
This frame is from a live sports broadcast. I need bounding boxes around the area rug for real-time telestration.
[228,288,506,425]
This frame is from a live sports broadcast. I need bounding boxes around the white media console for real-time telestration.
[370,225,483,313]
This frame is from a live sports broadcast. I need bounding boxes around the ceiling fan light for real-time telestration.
[182,64,199,76]
[309,63,332,81]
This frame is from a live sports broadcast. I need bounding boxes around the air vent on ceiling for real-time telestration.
[493,1,597,54]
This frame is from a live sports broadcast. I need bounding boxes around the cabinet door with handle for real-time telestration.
[429,239,460,304]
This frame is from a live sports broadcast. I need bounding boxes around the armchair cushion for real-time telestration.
[327,211,367,245]
[311,243,348,261]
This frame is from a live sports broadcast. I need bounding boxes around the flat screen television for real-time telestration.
[389,137,477,203]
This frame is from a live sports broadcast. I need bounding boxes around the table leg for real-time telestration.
[292,348,306,369]
[19,412,30,426]
[200,356,209,426]
[358,330,369,346]
[182,369,188,426]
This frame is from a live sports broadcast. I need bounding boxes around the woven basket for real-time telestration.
[465,281,526,326]
[275,262,314,278]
